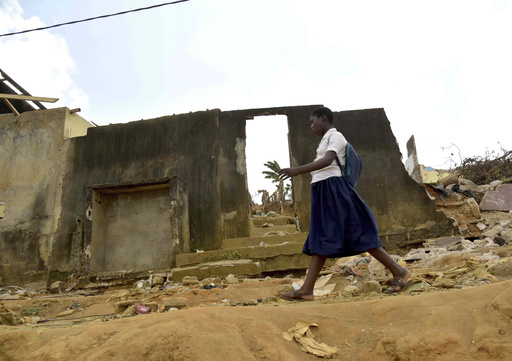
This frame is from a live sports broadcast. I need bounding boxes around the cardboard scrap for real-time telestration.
[283,322,338,358]
[295,274,335,297]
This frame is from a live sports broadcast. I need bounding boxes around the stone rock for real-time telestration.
[121,304,137,317]
[480,184,512,211]
[343,285,359,296]
[115,300,137,314]
[151,275,166,286]
[467,198,481,218]
[477,223,487,231]
[490,180,503,190]
[244,299,258,306]
[482,225,503,239]
[264,296,278,303]
[49,281,62,294]
[181,276,199,286]
[276,284,294,296]
[163,297,188,310]
[225,274,239,284]
[459,178,479,194]
[134,280,150,289]
[143,302,159,312]
[432,279,455,288]
[493,236,510,246]
[267,211,277,217]
[201,277,222,286]
[360,281,382,294]
[502,229,512,239]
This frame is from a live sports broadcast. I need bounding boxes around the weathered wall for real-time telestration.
[289,108,456,250]
[1,105,457,285]
[0,108,72,283]
[49,109,252,279]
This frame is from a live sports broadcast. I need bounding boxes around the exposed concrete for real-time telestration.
[480,184,512,211]
[0,108,79,284]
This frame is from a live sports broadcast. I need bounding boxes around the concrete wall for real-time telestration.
[48,109,252,280]
[0,108,74,284]
[289,108,456,250]
[1,105,456,285]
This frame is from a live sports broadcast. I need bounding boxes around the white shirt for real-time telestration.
[311,128,347,183]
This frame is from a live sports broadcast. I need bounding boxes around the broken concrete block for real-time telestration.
[225,274,238,284]
[151,275,166,286]
[49,281,62,294]
[163,297,188,310]
[467,198,481,218]
[433,236,465,248]
[477,223,487,231]
[480,184,512,211]
[201,277,222,286]
[181,276,199,286]
[360,281,382,294]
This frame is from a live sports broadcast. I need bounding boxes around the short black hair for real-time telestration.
[311,107,333,124]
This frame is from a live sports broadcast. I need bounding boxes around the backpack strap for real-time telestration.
[328,134,346,176]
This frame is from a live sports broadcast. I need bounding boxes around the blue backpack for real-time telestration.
[329,136,363,187]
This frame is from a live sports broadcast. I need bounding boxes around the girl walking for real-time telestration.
[279,107,410,300]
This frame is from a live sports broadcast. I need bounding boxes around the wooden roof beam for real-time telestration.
[0,93,58,103]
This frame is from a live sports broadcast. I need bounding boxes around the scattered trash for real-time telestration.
[136,305,151,314]
[283,322,338,358]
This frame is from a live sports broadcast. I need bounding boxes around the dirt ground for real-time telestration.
[1,243,512,360]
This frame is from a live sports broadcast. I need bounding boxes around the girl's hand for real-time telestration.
[278,167,300,180]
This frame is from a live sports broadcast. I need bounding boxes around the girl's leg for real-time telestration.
[280,254,327,301]
[367,247,410,292]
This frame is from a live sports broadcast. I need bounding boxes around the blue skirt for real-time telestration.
[303,176,382,258]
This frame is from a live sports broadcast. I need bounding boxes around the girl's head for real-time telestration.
[310,107,334,136]
[311,107,334,124]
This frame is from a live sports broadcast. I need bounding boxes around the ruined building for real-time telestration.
[1,77,457,285]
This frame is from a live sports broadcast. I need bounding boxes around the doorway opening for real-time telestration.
[245,115,293,215]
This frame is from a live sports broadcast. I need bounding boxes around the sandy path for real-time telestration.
[1,278,511,360]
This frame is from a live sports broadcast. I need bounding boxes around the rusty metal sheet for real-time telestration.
[480,184,512,211]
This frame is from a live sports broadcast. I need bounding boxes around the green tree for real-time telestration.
[262,160,287,213]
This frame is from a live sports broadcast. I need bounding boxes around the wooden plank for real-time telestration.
[2,98,20,116]
[0,93,58,103]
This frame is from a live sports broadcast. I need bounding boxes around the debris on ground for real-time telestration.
[283,322,338,358]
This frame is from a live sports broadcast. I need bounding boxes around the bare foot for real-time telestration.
[279,289,314,302]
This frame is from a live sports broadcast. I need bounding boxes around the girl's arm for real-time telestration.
[278,151,337,180]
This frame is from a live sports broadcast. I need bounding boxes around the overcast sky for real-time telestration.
[1,0,511,199]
